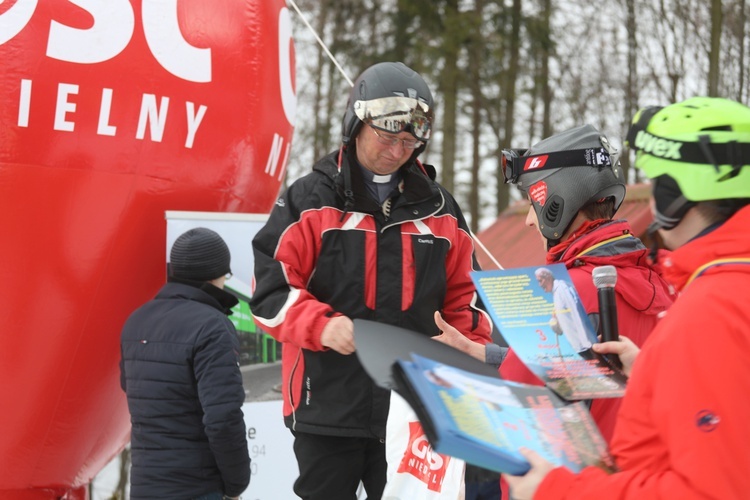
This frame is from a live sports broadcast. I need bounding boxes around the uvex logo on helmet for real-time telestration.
[524,155,549,171]
[634,131,683,159]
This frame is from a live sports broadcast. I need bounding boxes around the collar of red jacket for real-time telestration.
[545,219,610,264]
[661,204,750,291]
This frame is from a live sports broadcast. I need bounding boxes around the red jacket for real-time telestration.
[536,205,750,499]
[500,219,674,441]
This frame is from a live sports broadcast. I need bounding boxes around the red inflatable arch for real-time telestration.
[0,1,294,497]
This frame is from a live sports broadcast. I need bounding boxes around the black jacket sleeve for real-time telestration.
[194,319,251,496]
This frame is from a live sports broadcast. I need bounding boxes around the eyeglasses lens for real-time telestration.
[371,127,423,149]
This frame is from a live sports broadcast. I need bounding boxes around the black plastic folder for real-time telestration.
[353,319,615,476]
[352,318,499,390]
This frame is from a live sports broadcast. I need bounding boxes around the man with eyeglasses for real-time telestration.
[250,61,492,499]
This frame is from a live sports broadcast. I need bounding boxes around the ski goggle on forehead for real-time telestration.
[353,97,433,141]
[501,147,613,184]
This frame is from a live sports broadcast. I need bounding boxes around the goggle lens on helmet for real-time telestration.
[354,97,433,141]
[501,149,526,183]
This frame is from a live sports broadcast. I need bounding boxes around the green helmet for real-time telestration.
[627,96,750,202]
[626,97,750,229]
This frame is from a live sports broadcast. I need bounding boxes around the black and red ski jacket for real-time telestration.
[250,148,492,438]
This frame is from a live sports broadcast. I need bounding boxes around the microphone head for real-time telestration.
[592,265,617,289]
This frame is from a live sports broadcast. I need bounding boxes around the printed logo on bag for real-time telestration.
[396,421,450,492]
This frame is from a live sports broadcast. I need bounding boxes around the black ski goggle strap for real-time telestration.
[626,106,750,169]
[501,147,612,184]
[353,96,433,141]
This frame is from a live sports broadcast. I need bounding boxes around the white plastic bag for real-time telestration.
[382,392,465,500]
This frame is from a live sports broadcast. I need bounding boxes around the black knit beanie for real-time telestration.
[169,227,231,282]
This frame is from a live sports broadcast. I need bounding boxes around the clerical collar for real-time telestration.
[357,163,395,184]
[356,162,401,204]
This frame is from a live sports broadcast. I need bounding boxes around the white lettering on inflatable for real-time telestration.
[15,79,208,146]
[2,0,209,82]
[185,102,207,148]
[265,133,290,181]
[136,94,170,142]
[18,79,32,127]
[46,0,134,64]
[278,7,295,126]
[54,83,79,132]
[97,88,117,136]
[0,0,37,45]
[142,0,211,83]
[3,3,293,149]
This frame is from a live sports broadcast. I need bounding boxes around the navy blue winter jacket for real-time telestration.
[120,281,250,499]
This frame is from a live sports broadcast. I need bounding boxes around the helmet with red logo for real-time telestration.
[502,124,626,246]
[341,61,434,158]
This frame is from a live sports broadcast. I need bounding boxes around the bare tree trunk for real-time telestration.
[439,0,460,191]
[529,55,539,145]
[312,2,330,162]
[623,0,638,182]
[708,0,723,96]
[469,0,484,232]
[322,1,351,157]
[108,447,130,500]
[496,0,521,215]
[739,0,747,101]
[541,0,553,137]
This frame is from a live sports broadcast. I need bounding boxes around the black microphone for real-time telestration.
[592,265,622,369]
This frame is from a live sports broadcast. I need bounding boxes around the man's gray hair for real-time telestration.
[535,267,554,280]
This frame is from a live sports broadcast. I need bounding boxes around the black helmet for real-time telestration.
[341,62,434,157]
[502,124,626,245]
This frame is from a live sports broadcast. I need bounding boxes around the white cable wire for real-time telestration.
[470,230,504,270]
[287,0,353,87]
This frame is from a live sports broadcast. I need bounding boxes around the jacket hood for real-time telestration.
[662,204,750,291]
[558,220,675,315]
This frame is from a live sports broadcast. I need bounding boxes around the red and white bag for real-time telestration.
[382,392,465,500]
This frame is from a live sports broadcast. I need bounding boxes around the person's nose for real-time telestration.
[525,206,535,227]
